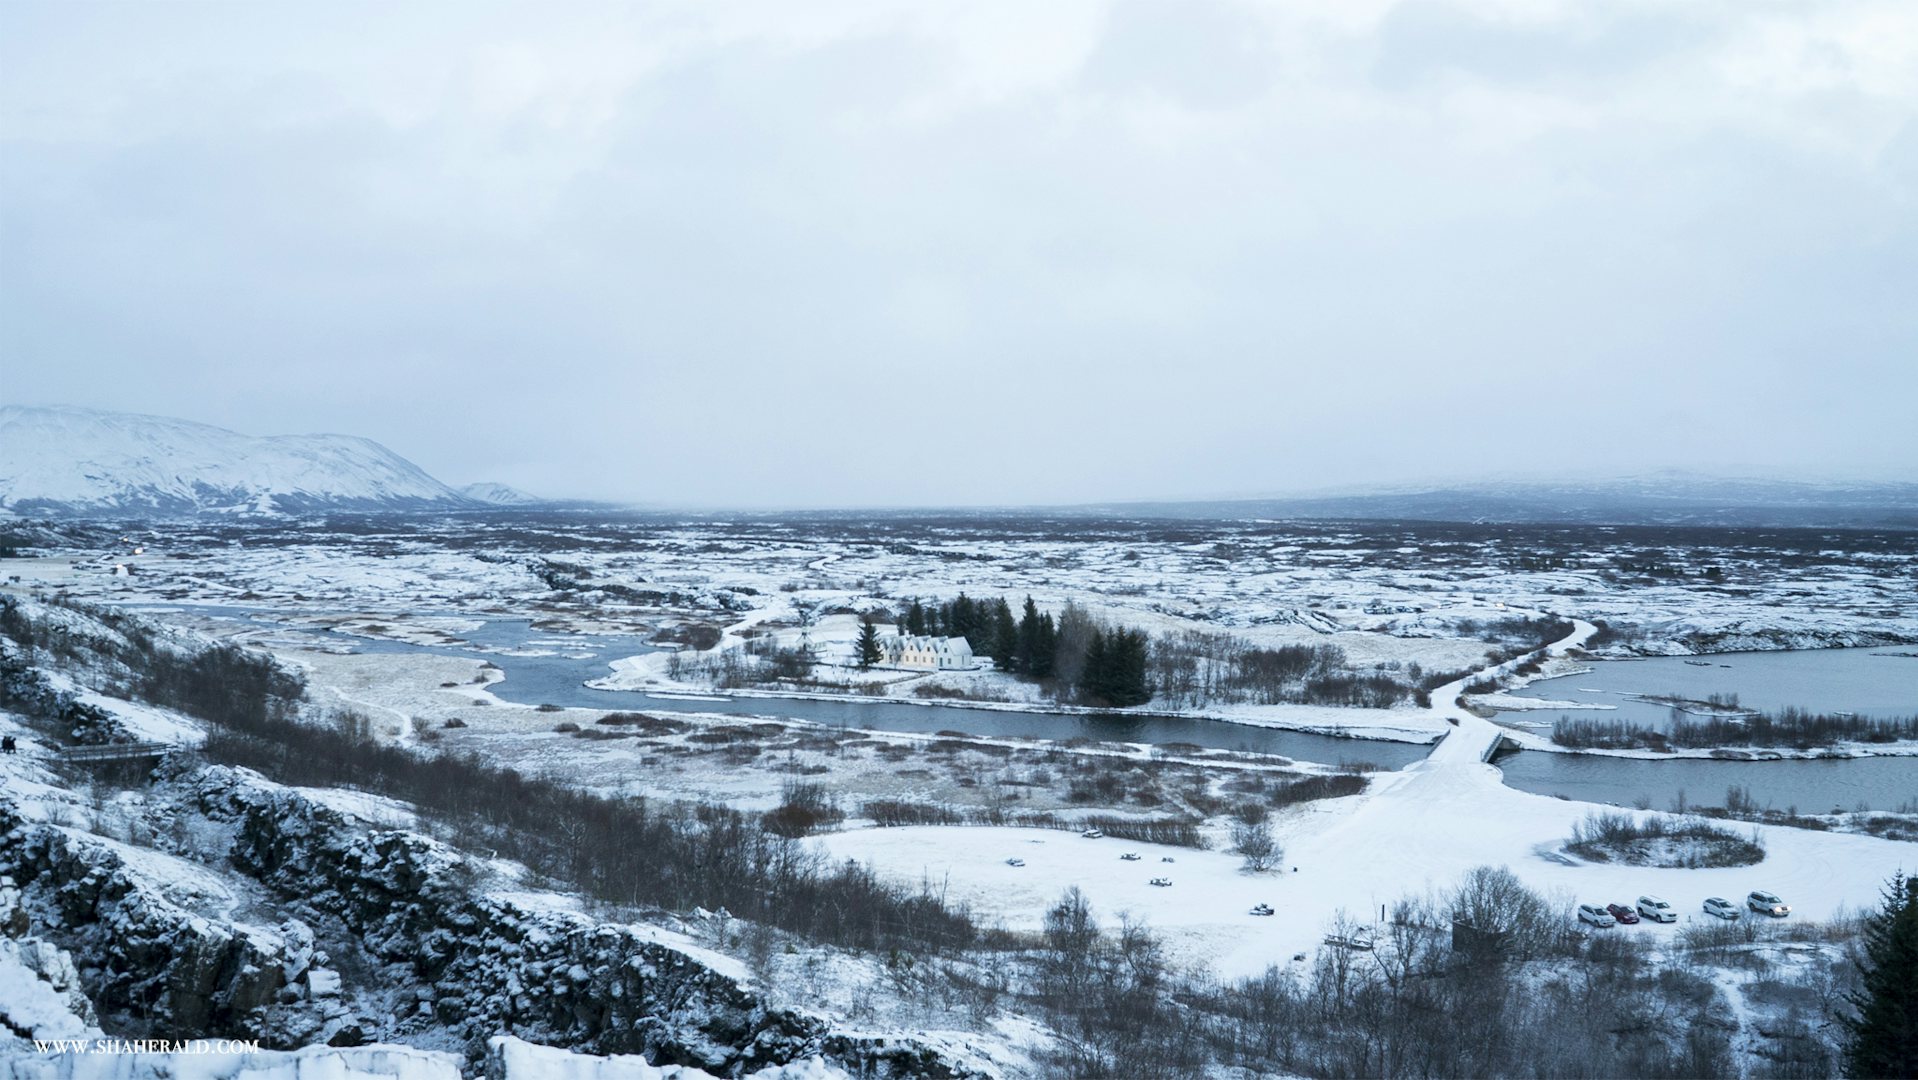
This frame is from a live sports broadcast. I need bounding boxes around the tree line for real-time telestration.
[898,594,1147,707]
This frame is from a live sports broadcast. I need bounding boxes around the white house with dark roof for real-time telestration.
[882,634,976,671]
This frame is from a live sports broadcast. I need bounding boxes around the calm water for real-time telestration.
[1501,646,1918,728]
[1497,750,1917,813]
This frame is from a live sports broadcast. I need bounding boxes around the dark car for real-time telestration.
[1606,903,1641,925]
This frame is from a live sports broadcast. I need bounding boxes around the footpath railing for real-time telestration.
[52,741,175,764]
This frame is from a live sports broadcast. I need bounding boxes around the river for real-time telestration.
[162,606,1918,811]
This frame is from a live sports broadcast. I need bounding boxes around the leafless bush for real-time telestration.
[761,781,844,838]
[1232,819,1280,872]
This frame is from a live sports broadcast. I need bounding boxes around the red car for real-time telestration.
[1606,903,1640,925]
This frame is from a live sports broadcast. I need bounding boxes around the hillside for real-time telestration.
[0,405,492,517]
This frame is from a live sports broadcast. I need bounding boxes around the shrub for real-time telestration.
[596,712,688,735]
[1566,811,1765,868]
[1268,774,1367,808]
[1231,819,1279,872]
[762,781,844,838]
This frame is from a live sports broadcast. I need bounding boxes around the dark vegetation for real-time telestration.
[1553,708,1918,751]
[1150,634,1417,709]
[860,800,1206,848]
[1844,872,1918,1080]
[1566,811,1766,868]
[760,781,845,838]
[1455,615,1577,652]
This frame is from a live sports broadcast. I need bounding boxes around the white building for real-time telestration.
[882,634,976,671]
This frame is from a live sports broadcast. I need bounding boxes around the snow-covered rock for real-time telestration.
[0,406,475,518]
[0,802,293,1041]
[0,934,102,1047]
[186,768,978,1077]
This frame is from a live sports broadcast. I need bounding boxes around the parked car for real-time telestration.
[1747,890,1791,917]
[1250,903,1275,917]
[1161,856,1176,863]
[1149,877,1173,887]
[1606,903,1641,925]
[1703,897,1742,920]
[1119,852,1142,861]
[1577,904,1617,928]
[1080,829,1104,839]
[1324,929,1377,951]
[1004,858,1025,867]
[1637,895,1677,923]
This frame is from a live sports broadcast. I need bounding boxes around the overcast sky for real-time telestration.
[2,1,1914,507]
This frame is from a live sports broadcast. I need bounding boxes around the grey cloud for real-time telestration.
[1,2,1912,506]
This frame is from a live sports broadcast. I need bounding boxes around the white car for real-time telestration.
[1747,891,1791,917]
[1703,897,1742,920]
[1004,858,1025,867]
[1324,929,1377,951]
[1249,903,1274,917]
[1149,877,1173,887]
[1119,852,1142,861]
[1577,903,1617,928]
[1080,829,1104,839]
[1637,895,1677,923]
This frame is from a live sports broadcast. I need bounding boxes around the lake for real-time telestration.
[1497,748,1916,813]
[1498,646,1918,728]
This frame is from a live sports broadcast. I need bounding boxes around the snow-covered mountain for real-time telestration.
[0,405,497,517]
[459,481,542,506]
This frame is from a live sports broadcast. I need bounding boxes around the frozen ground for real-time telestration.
[3,514,1914,1075]
[815,618,1909,979]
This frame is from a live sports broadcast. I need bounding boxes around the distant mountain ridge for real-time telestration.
[458,481,541,506]
[1092,473,1918,528]
[0,405,538,517]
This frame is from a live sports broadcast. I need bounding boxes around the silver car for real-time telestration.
[1703,897,1741,920]
[1578,903,1617,928]
[1747,890,1791,917]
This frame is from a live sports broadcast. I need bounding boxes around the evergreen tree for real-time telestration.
[1016,597,1041,675]
[906,600,927,636]
[950,593,979,648]
[855,618,883,670]
[991,599,1018,665]
[1107,628,1151,707]
[1078,630,1110,705]
[1072,627,1150,707]
[1846,871,1918,1079]
[1031,612,1057,679]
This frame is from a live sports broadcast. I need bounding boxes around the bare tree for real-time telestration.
[1232,819,1281,872]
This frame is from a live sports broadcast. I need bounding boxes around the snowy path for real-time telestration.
[1423,616,1598,766]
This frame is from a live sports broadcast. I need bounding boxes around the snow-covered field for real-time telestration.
[3,513,1914,1076]
[816,763,1911,981]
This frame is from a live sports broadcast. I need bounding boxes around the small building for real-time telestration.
[883,634,976,672]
